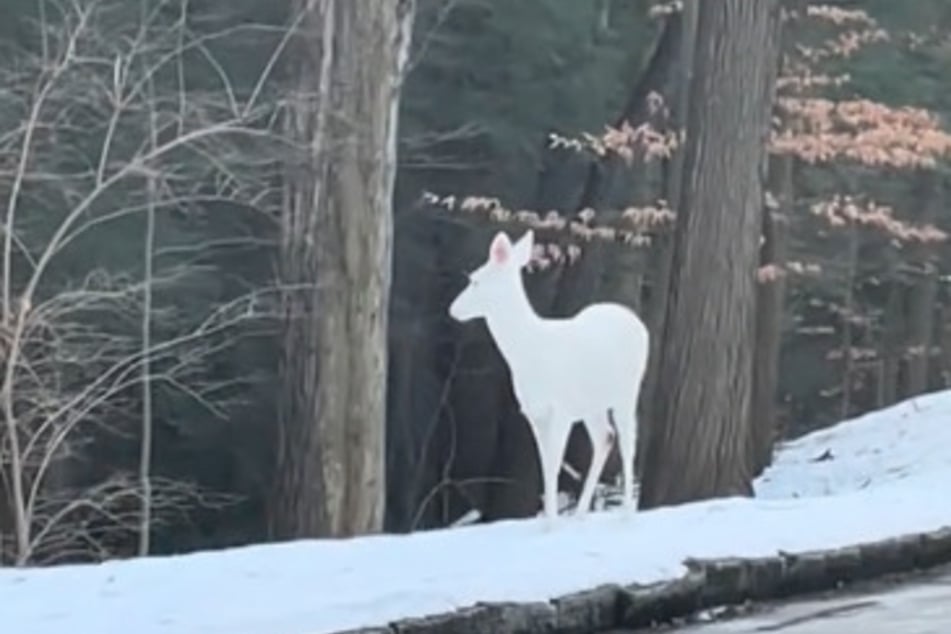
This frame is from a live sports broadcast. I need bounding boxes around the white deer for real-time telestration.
[448,229,649,520]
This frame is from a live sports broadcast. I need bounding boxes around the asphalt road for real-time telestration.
[672,568,951,633]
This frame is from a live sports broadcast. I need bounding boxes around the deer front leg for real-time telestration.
[538,415,572,523]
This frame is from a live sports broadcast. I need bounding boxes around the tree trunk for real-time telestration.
[907,268,938,395]
[905,170,942,396]
[839,223,858,421]
[270,0,415,539]
[938,305,951,388]
[749,154,791,477]
[880,275,904,407]
[639,0,781,509]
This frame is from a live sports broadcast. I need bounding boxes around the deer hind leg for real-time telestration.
[576,411,614,516]
[613,405,637,510]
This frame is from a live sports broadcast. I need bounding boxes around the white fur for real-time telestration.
[449,229,649,520]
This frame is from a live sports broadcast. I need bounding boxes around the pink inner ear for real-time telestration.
[490,235,510,264]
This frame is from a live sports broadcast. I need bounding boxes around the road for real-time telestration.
[673,568,951,633]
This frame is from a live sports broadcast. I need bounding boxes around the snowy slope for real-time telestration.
[757,393,951,499]
[4,391,951,634]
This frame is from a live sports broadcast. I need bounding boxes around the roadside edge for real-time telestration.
[335,525,951,634]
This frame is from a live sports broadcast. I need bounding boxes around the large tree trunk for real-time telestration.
[639,0,781,509]
[270,0,415,539]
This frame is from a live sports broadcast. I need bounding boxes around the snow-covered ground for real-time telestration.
[4,391,951,634]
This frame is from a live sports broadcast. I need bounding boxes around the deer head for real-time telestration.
[449,229,534,322]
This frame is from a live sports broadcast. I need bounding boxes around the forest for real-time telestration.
[2,0,951,567]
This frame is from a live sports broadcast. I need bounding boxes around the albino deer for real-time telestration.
[449,229,649,520]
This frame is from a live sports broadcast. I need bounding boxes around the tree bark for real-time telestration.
[270,0,415,539]
[639,0,781,509]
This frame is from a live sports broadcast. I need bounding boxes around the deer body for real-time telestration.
[449,230,649,520]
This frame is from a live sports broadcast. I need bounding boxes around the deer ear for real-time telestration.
[489,231,512,265]
[512,230,534,267]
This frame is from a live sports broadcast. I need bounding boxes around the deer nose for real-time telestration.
[448,292,472,322]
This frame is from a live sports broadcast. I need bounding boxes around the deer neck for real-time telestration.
[484,273,542,366]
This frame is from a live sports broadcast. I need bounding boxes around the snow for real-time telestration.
[756,395,951,499]
[4,391,951,634]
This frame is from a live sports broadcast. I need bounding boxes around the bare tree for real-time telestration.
[0,0,286,565]
[639,0,782,508]
[270,0,415,538]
